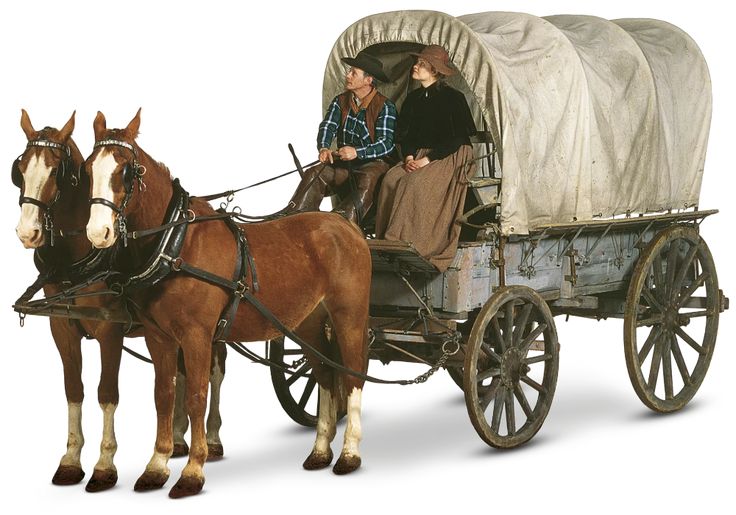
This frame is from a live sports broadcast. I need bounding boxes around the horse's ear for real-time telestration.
[20,109,37,140]
[93,111,106,141]
[125,108,142,139]
[59,110,76,142]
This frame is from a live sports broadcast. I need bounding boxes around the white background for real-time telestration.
[1,0,733,513]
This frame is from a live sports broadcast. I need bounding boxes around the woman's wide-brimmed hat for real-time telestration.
[410,45,457,76]
[341,50,390,83]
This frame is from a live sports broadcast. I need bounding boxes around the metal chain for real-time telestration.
[407,334,462,385]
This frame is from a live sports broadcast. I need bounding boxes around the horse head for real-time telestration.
[85,109,147,249]
[14,110,81,248]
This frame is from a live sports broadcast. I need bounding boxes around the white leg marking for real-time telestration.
[59,402,84,467]
[94,403,118,472]
[86,150,118,248]
[313,386,337,456]
[173,371,189,445]
[16,155,51,247]
[206,359,224,445]
[145,451,171,476]
[341,387,362,458]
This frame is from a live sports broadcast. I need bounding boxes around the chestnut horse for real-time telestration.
[14,110,125,491]
[13,111,226,491]
[84,110,372,498]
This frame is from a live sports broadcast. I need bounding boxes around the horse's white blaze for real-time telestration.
[86,150,118,247]
[59,402,84,467]
[15,154,51,247]
[313,386,337,455]
[206,358,225,445]
[341,387,362,457]
[94,403,118,472]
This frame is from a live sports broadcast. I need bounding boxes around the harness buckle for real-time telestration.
[235,281,249,298]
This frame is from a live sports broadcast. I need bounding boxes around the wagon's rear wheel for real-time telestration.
[624,226,719,413]
[269,336,318,427]
[464,286,559,448]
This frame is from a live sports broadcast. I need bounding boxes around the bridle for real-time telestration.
[12,138,78,246]
[88,139,146,246]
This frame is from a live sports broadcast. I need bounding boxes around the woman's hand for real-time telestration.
[405,156,430,172]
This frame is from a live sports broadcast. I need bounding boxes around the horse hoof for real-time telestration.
[333,454,361,475]
[85,469,118,492]
[303,450,333,470]
[172,442,189,458]
[52,465,85,485]
[134,471,169,492]
[168,476,204,499]
[207,443,224,461]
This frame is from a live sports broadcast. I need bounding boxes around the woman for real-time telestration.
[374,45,476,271]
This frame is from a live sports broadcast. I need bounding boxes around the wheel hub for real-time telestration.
[500,348,524,388]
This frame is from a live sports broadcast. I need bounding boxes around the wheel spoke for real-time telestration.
[672,242,700,295]
[679,310,714,319]
[504,302,514,351]
[286,362,312,387]
[653,254,665,292]
[518,323,547,353]
[638,325,663,365]
[514,384,534,418]
[677,273,709,307]
[512,303,534,348]
[477,367,501,382]
[647,337,663,389]
[479,378,501,411]
[642,286,666,314]
[665,243,679,301]
[480,342,503,363]
[298,376,317,408]
[505,389,516,436]
[490,316,505,351]
[520,374,546,394]
[637,314,664,327]
[524,353,552,365]
[670,338,692,386]
[663,336,674,400]
[491,386,505,433]
[674,326,705,355]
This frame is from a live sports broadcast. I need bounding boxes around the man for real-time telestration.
[286,50,397,225]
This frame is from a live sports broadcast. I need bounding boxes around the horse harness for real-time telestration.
[88,139,148,247]
[12,136,82,246]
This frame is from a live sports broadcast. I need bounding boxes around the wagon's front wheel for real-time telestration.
[624,226,720,413]
[269,336,319,427]
[464,286,559,448]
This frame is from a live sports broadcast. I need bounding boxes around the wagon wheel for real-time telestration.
[464,286,559,448]
[269,336,319,427]
[624,226,719,413]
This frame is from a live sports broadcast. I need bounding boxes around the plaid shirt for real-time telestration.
[317,94,397,160]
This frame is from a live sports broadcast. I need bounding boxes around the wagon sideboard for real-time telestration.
[368,210,722,319]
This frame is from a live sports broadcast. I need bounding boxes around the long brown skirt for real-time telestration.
[375,145,475,272]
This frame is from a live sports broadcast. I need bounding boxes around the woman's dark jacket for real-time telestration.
[397,82,476,161]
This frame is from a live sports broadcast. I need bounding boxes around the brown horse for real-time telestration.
[84,109,372,498]
[13,111,226,492]
[14,110,125,491]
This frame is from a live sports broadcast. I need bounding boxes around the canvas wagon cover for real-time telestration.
[322,11,712,235]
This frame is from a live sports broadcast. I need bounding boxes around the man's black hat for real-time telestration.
[341,50,390,83]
